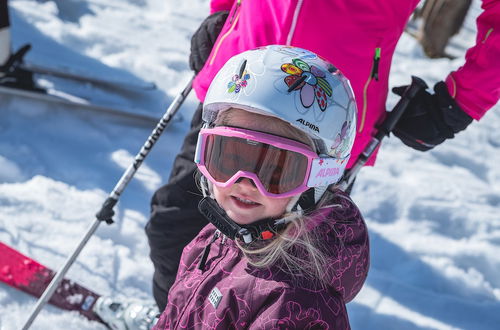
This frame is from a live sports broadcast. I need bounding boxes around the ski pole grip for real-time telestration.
[378,76,428,137]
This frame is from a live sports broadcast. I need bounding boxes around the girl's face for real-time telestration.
[212,109,312,225]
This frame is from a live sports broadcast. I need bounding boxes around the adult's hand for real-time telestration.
[189,11,229,73]
[392,79,473,151]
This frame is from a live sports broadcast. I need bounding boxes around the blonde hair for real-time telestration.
[204,108,341,287]
[235,196,342,289]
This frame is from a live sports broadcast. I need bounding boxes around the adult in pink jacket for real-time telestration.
[146,0,500,311]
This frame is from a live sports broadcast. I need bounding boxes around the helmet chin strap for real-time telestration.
[198,177,327,244]
[198,196,299,244]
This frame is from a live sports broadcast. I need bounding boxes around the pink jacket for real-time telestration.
[194,0,500,167]
[154,191,369,329]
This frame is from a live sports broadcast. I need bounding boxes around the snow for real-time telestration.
[0,0,499,329]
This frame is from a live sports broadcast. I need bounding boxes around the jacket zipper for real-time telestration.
[359,47,381,133]
[229,0,241,24]
[174,234,229,328]
[482,27,493,43]
[286,0,304,45]
[197,231,220,270]
[208,0,242,66]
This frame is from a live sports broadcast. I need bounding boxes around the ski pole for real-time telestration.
[21,76,194,330]
[338,75,428,191]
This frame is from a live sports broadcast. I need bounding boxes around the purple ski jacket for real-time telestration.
[154,191,369,329]
[193,0,500,168]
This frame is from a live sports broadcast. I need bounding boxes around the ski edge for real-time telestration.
[23,62,157,91]
[0,85,171,126]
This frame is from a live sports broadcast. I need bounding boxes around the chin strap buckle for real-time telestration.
[238,228,253,244]
[198,197,292,244]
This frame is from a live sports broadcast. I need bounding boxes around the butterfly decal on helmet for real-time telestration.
[330,120,354,160]
[281,58,333,111]
[227,71,250,94]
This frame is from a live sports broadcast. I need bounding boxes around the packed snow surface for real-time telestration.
[1,0,499,329]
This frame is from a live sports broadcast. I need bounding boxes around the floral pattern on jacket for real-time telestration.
[154,190,369,329]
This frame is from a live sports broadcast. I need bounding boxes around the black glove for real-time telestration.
[189,11,229,73]
[392,80,473,151]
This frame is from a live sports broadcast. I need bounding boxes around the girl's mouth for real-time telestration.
[231,196,260,209]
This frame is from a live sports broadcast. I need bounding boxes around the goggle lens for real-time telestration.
[204,134,309,194]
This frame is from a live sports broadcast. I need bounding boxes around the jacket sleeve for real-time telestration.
[445,0,500,120]
[249,288,350,329]
[210,0,234,14]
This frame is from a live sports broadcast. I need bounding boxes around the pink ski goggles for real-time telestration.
[195,126,345,198]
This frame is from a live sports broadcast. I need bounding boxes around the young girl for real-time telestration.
[154,46,369,329]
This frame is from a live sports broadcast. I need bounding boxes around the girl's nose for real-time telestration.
[235,177,258,189]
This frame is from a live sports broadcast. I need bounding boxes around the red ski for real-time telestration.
[0,241,104,324]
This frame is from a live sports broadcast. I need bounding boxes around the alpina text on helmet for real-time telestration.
[296,118,320,133]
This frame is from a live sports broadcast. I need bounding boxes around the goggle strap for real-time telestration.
[307,157,345,187]
[194,128,205,165]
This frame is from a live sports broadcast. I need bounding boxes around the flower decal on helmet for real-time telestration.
[227,71,250,94]
[282,58,332,111]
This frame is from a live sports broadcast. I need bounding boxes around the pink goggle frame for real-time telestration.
[194,126,344,198]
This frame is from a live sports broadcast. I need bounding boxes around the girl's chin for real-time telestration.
[226,211,260,225]
[224,198,263,224]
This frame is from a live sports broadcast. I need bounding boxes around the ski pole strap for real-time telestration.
[95,197,118,224]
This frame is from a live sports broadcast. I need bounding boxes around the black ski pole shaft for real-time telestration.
[339,76,427,191]
[22,76,194,330]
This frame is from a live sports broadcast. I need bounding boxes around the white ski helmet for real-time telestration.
[203,45,357,184]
